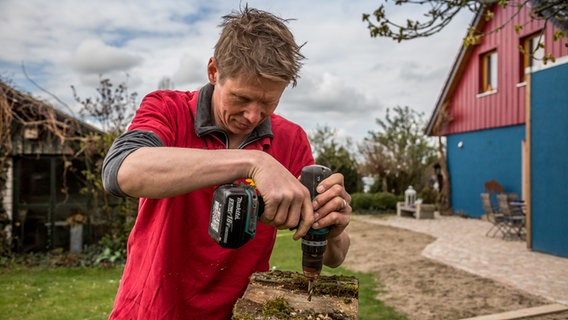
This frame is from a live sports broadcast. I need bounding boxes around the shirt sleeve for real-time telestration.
[102,130,164,197]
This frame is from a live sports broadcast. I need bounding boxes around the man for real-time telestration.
[102,6,351,319]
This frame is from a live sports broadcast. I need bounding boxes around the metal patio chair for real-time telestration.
[481,193,507,238]
[496,193,526,240]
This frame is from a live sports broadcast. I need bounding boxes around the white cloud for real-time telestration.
[172,54,208,86]
[71,39,144,74]
[0,0,474,143]
[284,71,381,115]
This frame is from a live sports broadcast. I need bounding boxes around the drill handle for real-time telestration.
[300,165,333,200]
[300,165,332,233]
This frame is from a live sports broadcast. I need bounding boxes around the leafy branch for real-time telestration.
[363,0,568,45]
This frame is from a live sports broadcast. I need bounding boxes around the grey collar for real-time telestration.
[194,83,273,146]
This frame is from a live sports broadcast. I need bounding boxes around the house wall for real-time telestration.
[447,125,525,217]
[530,59,568,257]
[445,4,568,135]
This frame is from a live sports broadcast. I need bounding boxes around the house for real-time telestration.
[0,80,104,253]
[426,4,568,257]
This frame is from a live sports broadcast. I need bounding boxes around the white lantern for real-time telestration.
[405,186,416,208]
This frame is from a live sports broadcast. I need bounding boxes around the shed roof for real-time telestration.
[1,80,102,134]
[1,80,103,155]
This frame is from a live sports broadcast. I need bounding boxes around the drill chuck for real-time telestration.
[301,231,328,280]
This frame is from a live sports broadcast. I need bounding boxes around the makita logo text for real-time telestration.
[235,196,243,220]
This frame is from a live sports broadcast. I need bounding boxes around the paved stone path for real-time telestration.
[356,215,568,305]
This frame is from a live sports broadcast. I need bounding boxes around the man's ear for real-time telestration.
[207,57,218,84]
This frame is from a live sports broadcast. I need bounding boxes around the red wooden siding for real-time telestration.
[445,4,568,135]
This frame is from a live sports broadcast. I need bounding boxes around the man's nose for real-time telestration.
[243,103,262,124]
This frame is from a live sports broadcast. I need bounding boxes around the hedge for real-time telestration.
[351,192,402,213]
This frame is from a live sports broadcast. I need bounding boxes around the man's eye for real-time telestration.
[233,96,250,104]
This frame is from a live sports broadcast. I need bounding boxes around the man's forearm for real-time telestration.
[117,147,266,198]
[323,231,350,268]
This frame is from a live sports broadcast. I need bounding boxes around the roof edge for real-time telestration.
[425,6,490,136]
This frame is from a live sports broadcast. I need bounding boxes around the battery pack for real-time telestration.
[209,184,260,248]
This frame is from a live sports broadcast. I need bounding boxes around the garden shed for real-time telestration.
[1,80,104,253]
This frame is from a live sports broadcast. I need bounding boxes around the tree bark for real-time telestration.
[437,136,452,215]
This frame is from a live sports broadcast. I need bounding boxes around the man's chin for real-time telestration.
[232,125,254,135]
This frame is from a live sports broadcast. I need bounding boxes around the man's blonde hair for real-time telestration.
[214,6,305,87]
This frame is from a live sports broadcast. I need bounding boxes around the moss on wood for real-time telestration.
[233,270,358,320]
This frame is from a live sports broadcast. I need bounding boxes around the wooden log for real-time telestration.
[233,270,358,320]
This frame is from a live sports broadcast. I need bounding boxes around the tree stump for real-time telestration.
[233,270,358,319]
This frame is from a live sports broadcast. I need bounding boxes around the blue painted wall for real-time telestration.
[447,126,525,218]
[530,62,568,258]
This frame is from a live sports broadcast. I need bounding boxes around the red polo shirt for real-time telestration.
[109,86,314,319]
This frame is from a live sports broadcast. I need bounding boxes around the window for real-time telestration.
[520,33,545,82]
[481,50,497,93]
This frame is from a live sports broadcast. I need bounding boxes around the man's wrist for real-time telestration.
[245,150,269,179]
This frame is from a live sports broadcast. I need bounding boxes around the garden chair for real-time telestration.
[496,193,526,240]
[481,193,507,238]
[484,179,504,195]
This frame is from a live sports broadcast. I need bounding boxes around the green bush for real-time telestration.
[351,193,374,212]
[419,186,438,205]
[351,192,401,213]
[372,192,399,211]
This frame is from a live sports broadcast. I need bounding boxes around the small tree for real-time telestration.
[359,106,437,195]
[73,78,136,136]
[309,125,361,193]
[72,77,138,264]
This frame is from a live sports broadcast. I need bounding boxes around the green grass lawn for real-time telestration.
[0,266,123,320]
[0,228,405,320]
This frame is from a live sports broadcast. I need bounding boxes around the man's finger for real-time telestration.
[285,198,303,230]
[293,197,314,240]
[272,197,292,227]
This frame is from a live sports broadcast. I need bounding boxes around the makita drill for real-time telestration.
[298,165,332,300]
[208,165,332,299]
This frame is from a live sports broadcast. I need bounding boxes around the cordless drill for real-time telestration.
[208,165,333,299]
[299,165,332,301]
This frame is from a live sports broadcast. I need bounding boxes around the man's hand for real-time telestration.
[310,173,352,238]
[250,155,314,240]
[310,172,351,268]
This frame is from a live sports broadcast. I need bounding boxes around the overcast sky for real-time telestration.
[0,0,473,144]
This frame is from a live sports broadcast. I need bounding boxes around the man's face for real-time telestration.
[208,58,288,136]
